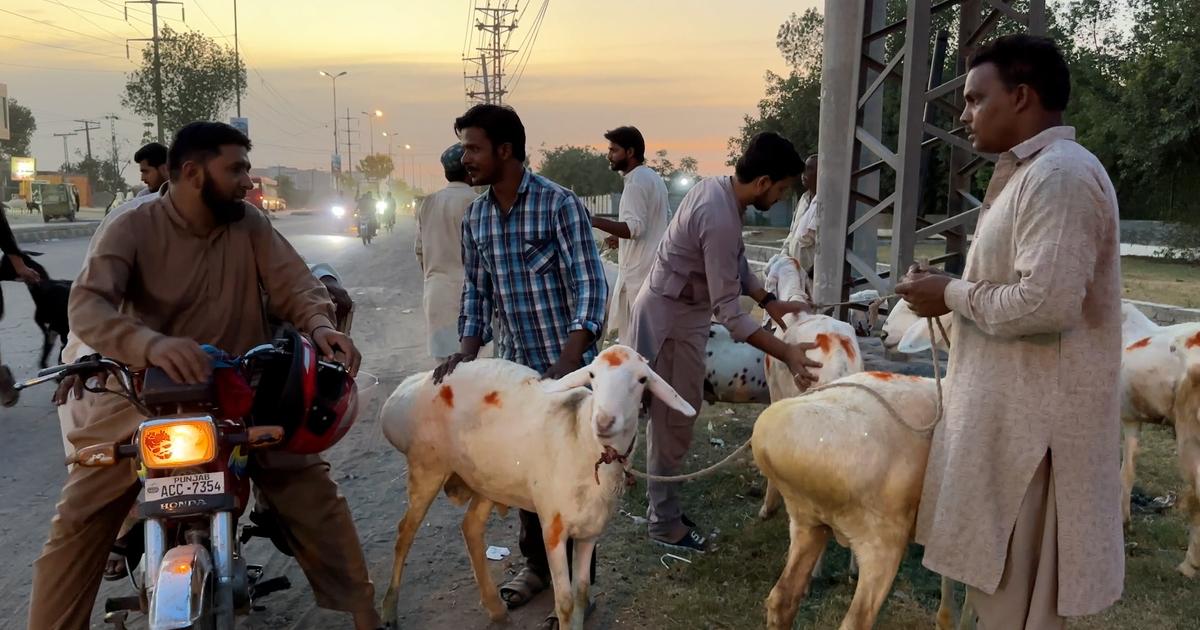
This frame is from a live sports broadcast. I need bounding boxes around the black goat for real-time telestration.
[11,254,72,369]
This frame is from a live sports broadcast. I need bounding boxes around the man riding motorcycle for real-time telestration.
[29,122,382,630]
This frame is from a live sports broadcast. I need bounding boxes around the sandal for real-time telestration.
[103,551,128,581]
[537,598,596,630]
[0,366,19,408]
[499,566,548,610]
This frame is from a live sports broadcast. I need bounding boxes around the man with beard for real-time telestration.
[590,126,669,345]
[434,104,607,629]
[29,122,382,630]
[627,132,821,552]
[780,154,820,276]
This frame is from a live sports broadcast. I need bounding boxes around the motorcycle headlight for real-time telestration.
[375,200,387,214]
[331,205,346,218]
[138,417,217,469]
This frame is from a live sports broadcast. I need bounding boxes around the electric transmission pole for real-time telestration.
[54,132,78,173]
[463,1,518,105]
[74,120,101,165]
[340,109,359,177]
[125,1,186,143]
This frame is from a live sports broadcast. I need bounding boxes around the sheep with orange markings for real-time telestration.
[1168,325,1200,577]
[377,345,695,630]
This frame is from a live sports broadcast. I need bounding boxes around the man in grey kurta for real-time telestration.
[629,132,822,551]
[897,35,1123,628]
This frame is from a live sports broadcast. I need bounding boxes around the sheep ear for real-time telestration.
[541,366,592,393]
[645,368,697,417]
[897,320,933,354]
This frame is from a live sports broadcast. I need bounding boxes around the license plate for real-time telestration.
[144,472,225,499]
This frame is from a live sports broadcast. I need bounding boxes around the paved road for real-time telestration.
[0,211,559,629]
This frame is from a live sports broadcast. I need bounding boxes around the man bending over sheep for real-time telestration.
[434,103,609,630]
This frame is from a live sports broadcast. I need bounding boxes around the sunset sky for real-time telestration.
[3,0,820,186]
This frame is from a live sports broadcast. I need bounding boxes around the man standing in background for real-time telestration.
[415,143,478,361]
[0,203,43,406]
[134,142,169,197]
[780,154,819,276]
[590,126,669,345]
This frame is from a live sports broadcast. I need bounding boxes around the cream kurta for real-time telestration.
[781,190,819,271]
[415,181,479,359]
[914,127,1124,616]
[608,164,669,344]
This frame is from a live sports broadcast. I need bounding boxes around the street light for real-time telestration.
[362,109,383,154]
[319,70,347,191]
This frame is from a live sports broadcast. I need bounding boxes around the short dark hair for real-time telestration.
[133,142,168,167]
[603,126,646,161]
[453,104,526,162]
[445,166,469,183]
[970,34,1070,112]
[734,132,804,184]
[168,122,252,180]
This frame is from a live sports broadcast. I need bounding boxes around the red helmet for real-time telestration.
[247,329,358,454]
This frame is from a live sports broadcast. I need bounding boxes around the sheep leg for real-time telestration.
[1178,433,1200,578]
[1121,421,1140,531]
[461,495,507,623]
[759,480,783,520]
[569,538,597,630]
[839,539,905,630]
[957,587,977,630]
[934,576,957,630]
[380,467,448,628]
[765,521,828,630]
[543,526,576,630]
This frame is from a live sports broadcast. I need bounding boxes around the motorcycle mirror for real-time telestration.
[68,443,118,467]
[246,426,285,449]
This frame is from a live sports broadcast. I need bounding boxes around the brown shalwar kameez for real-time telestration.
[28,194,375,629]
[629,176,762,542]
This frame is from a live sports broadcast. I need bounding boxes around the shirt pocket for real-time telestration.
[474,239,496,274]
[523,238,558,275]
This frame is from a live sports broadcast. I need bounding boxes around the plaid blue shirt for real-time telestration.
[459,170,609,373]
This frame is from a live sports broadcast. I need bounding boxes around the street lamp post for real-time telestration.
[319,70,347,191]
[404,144,413,186]
[362,110,382,154]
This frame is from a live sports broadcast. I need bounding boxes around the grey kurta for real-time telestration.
[415,182,479,359]
[629,176,762,364]
[914,127,1124,616]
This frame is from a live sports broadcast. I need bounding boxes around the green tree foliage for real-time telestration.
[357,154,395,183]
[0,99,36,162]
[122,26,246,139]
[277,175,310,208]
[537,145,622,196]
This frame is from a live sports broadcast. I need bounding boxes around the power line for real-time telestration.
[45,0,134,40]
[505,0,549,97]
[0,33,127,59]
[0,61,127,73]
[0,7,126,47]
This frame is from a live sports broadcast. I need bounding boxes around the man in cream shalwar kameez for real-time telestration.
[898,36,1123,629]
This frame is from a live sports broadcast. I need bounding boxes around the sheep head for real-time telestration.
[880,299,953,354]
[765,254,811,303]
[541,345,696,449]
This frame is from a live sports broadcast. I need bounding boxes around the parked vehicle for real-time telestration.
[32,182,78,222]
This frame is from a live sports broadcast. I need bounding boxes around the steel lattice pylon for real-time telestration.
[813,0,1046,315]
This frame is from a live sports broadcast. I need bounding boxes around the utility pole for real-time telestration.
[126,1,186,143]
[104,114,122,191]
[74,119,101,165]
[463,1,518,105]
[233,0,241,117]
[54,132,78,173]
[340,109,359,177]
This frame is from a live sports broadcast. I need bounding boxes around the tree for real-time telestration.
[727,9,823,165]
[648,149,700,180]
[0,99,36,161]
[97,157,130,195]
[537,145,622,196]
[357,154,395,183]
[277,175,310,208]
[122,26,246,140]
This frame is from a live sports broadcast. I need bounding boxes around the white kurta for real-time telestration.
[914,127,1124,616]
[781,191,819,271]
[415,182,480,359]
[608,164,669,344]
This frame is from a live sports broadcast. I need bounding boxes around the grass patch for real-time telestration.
[1121,257,1200,308]
[597,405,1198,629]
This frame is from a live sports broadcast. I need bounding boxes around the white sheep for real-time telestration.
[704,323,771,404]
[377,345,695,630]
[1169,326,1200,577]
[879,298,953,354]
[759,254,865,522]
[752,370,969,630]
[1118,302,1200,531]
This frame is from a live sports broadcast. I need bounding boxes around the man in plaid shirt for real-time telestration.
[433,104,608,628]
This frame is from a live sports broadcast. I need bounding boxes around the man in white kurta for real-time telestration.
[780,154,820,273]
[897,35,1123,628]
[591,126,669,345]
[415,143,480,361]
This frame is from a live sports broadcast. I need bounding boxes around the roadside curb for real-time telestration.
[12,222,100,244]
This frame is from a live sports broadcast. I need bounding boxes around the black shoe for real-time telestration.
[654,528,707,553]
[681,513,696,528]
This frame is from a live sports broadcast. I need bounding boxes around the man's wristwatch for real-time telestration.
[757,291,778,309]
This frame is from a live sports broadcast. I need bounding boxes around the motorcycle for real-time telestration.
[357,207,379,245]
[17,337,352,629]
